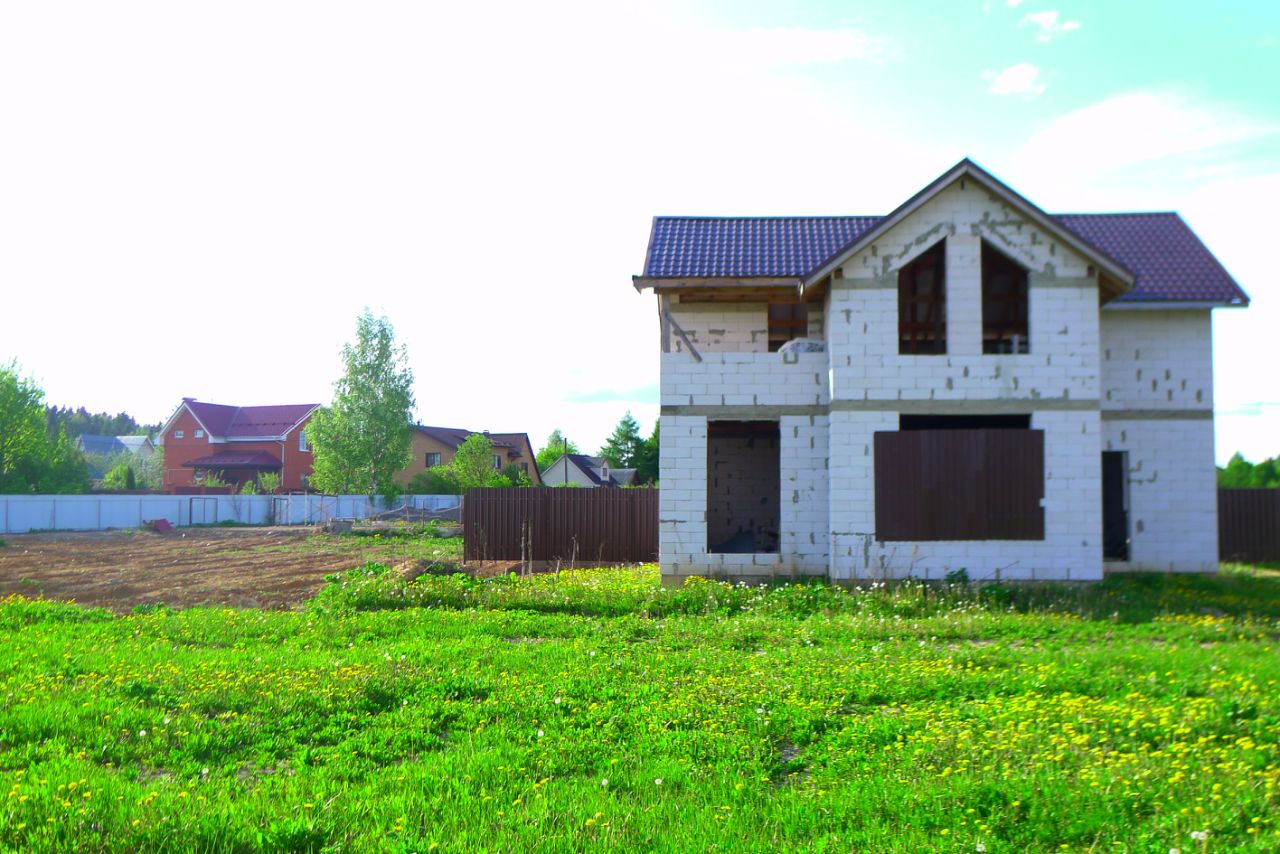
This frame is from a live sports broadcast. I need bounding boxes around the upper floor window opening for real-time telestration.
[767,298,808,352]
[898,240,947,355]
[982,241,1030,354]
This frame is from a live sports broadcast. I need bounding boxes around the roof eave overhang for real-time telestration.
[157,401,217,445]
[1104,298,1250,311]
[633,275,803,293]
[799,159,1137,297]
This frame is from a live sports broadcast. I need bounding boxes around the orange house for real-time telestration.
[159,398,319,493]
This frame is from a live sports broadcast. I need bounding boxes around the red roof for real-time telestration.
[185,401,319,439]
[182,451,282,469]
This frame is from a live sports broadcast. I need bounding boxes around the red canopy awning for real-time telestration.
[182,451,282,470]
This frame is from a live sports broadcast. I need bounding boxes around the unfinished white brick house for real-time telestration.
[634,160,1248,584]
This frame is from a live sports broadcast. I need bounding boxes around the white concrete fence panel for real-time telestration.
[0,494,461,535]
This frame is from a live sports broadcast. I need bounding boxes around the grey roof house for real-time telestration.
[541,454,636,487]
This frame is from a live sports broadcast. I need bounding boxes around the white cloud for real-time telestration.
[1013,92,1275,192]
[984,63,1046,96]
[1020,10,1081,42]
[1008,94,1280,462]
[1006,0,1024,7]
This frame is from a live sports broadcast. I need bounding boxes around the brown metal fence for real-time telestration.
[1219,489,1280,563]
[463,487,659,564]
[874,429,1045,541]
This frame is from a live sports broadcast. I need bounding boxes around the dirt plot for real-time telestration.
[0,527,464,611]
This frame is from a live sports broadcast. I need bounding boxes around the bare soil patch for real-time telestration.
[0,527,462,611]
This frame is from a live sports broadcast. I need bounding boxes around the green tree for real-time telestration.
[102,463,136,490]
[136,446,164,491]
[536,429,579,472]
[307,311,416,500]
[38,425,91,494]
[407,466,460,495]
[633,420,660,485]
[451,434,511,489]
[600,411,644,469]
[1218,453,1280,488]
[0,363,68,493]
[501,463,532,487]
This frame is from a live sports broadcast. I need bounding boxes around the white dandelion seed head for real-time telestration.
[1191,830,1209,841]
[601,778,609,787]
[554,697,561,705]
[537,730,544,738]
[654,778,663,786]
[138,730,147,737]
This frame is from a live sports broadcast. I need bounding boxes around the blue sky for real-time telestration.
[0,1,1276,462]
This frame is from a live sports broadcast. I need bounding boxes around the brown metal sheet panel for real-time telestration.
[875,429,1044,541]
[463,487,659,563]
[1218,489,1280,563]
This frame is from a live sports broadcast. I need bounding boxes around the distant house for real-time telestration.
[400,426,542,486]
[541,454,636,488]
[75,435,156,481]
[158,398,319,492]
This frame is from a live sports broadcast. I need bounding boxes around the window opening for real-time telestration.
[982,242,1030,353]
[898,240,947,354]
[298,429,308,452]
[1102,451,1130,560]
[707,421,780,553]
[767,299,808,352]
[426,452,442,467]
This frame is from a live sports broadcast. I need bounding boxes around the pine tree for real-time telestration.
[600,411,643,469]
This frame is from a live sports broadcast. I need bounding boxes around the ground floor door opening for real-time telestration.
[707,420,780,553]
[1102,450,1129,561]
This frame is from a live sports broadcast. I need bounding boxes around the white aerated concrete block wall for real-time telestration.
[828,182,1101,404]
[668,302,768,353]
[1103,419,1218,572]
[1101,309,1217,572]
[658,415,707,579]
[1101,310,1214,410]
[660,352,830,408]
[827,410,1102,582]
[780,415,829,576]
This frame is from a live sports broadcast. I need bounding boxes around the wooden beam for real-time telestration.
[658,294,671,353]
[665,310,702,362]
[677,287,801,303]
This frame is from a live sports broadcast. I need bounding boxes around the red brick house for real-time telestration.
[159,398,320,493]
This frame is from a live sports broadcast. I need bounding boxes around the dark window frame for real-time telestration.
[425,452,442,468]
[767,298,808,352]
[898,240,947,354]
[982,241,1030,354]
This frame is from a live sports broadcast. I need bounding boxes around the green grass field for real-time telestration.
[1,563,1278,852]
